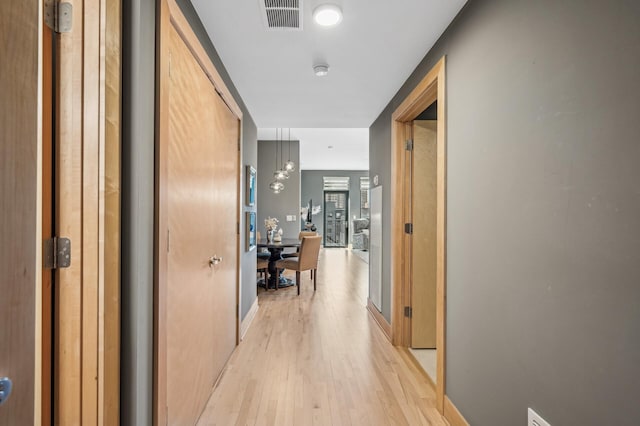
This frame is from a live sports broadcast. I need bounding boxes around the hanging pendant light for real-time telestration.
[273,127,289,180]
[284,128,296,172]
[270,128,285,193]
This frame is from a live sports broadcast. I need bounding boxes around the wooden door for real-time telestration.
[0,1,42,423]
[411,120,438,348]
[166,26,239,425]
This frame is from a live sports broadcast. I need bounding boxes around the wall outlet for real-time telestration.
[528,408,551,426]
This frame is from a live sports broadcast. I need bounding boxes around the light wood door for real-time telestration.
[0,1,41,423]
[166,26,239,425]
[411,120,437,348]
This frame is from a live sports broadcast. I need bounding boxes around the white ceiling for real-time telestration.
[257,128,369,170]
[192,0,467,128]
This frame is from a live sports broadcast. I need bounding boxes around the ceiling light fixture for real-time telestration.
[313,4,343,27]
[284,128,296,173]
[270,128,286,193]
[313,64,329,77]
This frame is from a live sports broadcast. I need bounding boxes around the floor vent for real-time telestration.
[260,0,303,31]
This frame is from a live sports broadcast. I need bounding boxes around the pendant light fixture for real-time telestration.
[270,128,285,193]
[273,128,288,181]
[284,128,296,173]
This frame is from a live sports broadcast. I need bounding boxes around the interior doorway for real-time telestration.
[390,57,447,414]
[324,191,349,247]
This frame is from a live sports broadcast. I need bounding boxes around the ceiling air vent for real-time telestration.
[260,0,303,31]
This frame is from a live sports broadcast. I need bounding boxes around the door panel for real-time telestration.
[411,120,437,349]
[0,0,41,423]
[166,27,239,425]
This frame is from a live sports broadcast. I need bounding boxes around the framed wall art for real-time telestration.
[245,211,256,251]
[246,165,256,206]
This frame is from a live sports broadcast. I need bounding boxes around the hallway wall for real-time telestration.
[369,0,640,424]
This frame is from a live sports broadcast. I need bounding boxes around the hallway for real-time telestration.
[197,249,446,425]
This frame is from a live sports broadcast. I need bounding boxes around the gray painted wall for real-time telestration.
[122,0,259,423]
[121,0,155,424]
[301,170,369,243]
[370,0,640,424]
[257,140,301,239]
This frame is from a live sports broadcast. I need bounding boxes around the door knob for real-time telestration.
[209,255,223,267]
[0,377,12,407]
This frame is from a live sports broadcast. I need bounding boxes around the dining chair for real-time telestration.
[281,230,317,259]
[275,235,321,295]
[257,257,269,283]
[256,231,270,259]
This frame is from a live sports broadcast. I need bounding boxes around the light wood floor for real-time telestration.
[197,248,447,426]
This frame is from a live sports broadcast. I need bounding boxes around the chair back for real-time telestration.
[297,235,321,271]
[298,231,317,239]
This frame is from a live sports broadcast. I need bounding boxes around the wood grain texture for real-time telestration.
[42,18,54,426]
[164,24,240,425]
[198,249,448,426]
[390,57,447,414]
[154,0,171,424]
[55,0,84,421]
[103,0,121,422]
[55,0,119,422]
[411,121,437,349]
[0,0,40,423]
[166,0,242,120]
[156,1,243,423]
[444,396,470,426]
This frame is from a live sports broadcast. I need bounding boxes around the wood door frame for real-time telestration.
[155,1,243,424]
[54,0,121,423]
[390,56,447,413]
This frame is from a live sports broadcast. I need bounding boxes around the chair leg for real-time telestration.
[313,269,317,291]
[296,271,300,295]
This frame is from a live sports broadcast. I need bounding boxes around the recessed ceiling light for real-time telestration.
[313,64,330,77]
[313,4,343,27]
[328,145,334,149]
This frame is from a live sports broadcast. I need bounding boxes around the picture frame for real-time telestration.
[245,211,256,251]
[246,165,256,206]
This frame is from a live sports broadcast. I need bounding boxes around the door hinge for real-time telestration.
[44,237,71,269]
[237,222,240,235]
[404,223,413,234]
[404,306,412,318]
[44,2,73,33]
[405,139,413,151]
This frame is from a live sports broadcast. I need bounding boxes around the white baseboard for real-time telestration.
[240,297,259,341]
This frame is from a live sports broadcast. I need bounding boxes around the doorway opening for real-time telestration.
[390,57,447,413]
[323,191,349,247]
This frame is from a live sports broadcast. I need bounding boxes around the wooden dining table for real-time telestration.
[257,238,301,289]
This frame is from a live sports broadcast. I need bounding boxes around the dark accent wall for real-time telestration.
[370,0,640,424]
[301,170,369,243]
[257,140,301,239]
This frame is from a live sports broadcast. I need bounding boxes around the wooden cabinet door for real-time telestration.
[166,26,239,425]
